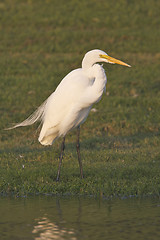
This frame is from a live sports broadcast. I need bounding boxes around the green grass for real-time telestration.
[0,0,160,197]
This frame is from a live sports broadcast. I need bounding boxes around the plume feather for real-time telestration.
[6,100,47,130]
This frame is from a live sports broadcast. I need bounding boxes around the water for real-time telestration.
[0,195,160,240]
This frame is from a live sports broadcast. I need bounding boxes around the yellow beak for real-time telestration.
[100,54,131,67]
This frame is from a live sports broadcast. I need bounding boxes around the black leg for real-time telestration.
[76,126,84,179]
[56,136,65,181]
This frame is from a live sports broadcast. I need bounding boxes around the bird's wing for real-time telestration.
[39,68,90,144]
[44,69,89,122]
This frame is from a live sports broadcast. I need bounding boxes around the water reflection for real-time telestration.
[33,217,76,240]
[0,196,160,240]
[32,198,81,240]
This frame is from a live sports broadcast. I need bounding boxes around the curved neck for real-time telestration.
[82,56,96,71]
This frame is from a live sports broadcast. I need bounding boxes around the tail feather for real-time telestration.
[6,100,47,130]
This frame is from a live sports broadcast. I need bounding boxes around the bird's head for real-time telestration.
[82,49,131,70]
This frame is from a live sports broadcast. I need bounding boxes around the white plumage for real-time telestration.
[8,49,130,180]
[39,62,107,145]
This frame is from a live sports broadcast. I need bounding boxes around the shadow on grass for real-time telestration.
[67,130,159,151]
[0,144,52,155]
[0,130,159,157]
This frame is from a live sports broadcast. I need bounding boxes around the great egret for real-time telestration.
[8,49,131,181]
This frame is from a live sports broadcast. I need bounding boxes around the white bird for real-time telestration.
[8,49,131,181]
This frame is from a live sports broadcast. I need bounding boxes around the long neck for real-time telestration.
[83,64,107,106]
[92,64,107,95]
[82,55,96,71]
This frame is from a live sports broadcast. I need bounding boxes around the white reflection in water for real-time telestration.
[32,217,77,240]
